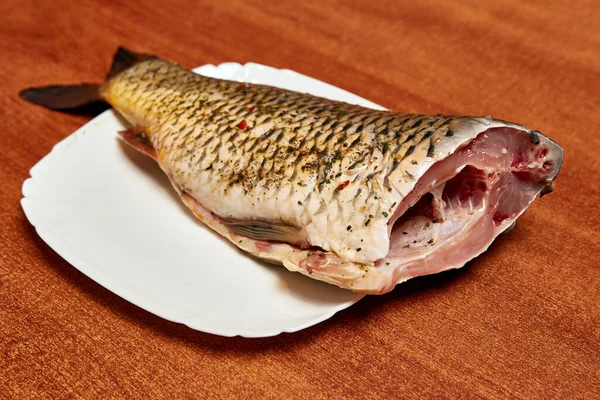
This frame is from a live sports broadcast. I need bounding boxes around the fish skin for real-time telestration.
[102,58,499,266]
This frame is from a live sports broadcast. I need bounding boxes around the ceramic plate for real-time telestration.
[22,63,385,337]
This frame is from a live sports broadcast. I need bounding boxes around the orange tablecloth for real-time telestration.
[1,1,598,397]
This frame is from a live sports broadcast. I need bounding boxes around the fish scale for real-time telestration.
[102,59,492,263]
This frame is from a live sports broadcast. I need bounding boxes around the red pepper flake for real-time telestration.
[238,83,247,89]
[237,120,248,129]
[248,105,257,112]
[337,180,350,191]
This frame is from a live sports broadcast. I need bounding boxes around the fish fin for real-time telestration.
[19,83,101,111]
[118,127,157,160]
[223,219,308,247]
[19,46,156,111]
[107,46,157,79]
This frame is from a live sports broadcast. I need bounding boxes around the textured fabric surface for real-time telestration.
[1,0,599,398]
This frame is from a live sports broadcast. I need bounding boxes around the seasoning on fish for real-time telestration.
[20,47,564,294]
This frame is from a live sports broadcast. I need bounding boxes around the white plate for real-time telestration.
[21,63,385,337]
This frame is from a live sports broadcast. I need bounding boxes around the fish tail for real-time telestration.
[105,46,156,80]
[19,83,102,111]
[19,46,155,111]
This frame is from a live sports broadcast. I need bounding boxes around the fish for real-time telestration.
[20,47,563,294]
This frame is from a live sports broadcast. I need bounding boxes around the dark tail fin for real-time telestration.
[106,46,156,79]
[19,46,156,111]
[19,83,101,111]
